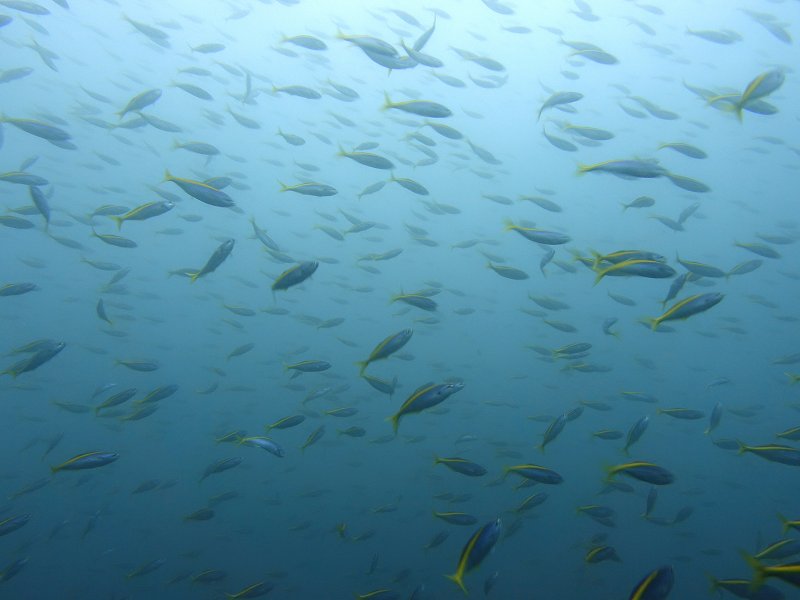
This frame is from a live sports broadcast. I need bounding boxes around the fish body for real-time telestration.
[389,382,464,433]
[164,170,233,207]
[648,293,724,330]
[51,451,119,473]
[111,200,174,229]
[357,329,413,374]
[272,261,319,291]
[445,518,502,595]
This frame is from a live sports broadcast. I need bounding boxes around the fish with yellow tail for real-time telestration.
[445,518,501,595]
[388,382,463,434]
[647,293,723,330]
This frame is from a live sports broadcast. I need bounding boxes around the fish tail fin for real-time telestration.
[777,513,789,534]
[110,216,123,230]
[382,92,393,110]
[647,318,659,331]
[706,574,720,593]
[278,180,288,192]
[620,202,629,212]
[444,572,468,595]
[502,218,516,231]
[163,169,172,182]
[741,552,766,591]
[576,163,592,175]
[589,249,602,268]
[355,360,368,375]
[603,463,618,482]
[387,413,400,434]
[188,272,200,283]
[736,440,748,455]
[592,267,608,286]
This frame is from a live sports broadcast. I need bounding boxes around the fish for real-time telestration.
[728,68,785,121]
[487,262,529,280]
[117,89,162,118]
[189,239,234,282]
[282,34,327,50]
[164,170,234,207]
[239,436,285,458]
[199,457,243,483]
[389,382,464,433]
[272,84,321,99]
[538,91,583,120]
[606,462,674,485]
[503,464,563,484]
[593,260,676,284]
[0,514,30,537]
[284,360,331,373]
[0,116,70,141]
[390,293,437,312]
[657,142,707,159]
[272,261,319,291]
[657,408,705,420]
[578,159,667,179]
[110,200,174,229]
[338,148,394,170]
[504,221,571,245]
[51,451,119,474]
[627,566,674,599]
[648,293,724,330]
[434,457,487,477]
[586,545,621,563]
[226,581,274,599]
[0,283,38,296]
[445,518,502,595]
[738,443,800,466]
[301,425,325,452]
[279,181,338,196]
[382,94,452,118]
[434,512,478,526]
[356,329,413,374]
[540,414,567,452]
[621,196,655,211]
[2,342,65,377]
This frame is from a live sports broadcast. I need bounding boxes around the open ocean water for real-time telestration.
[0,0,798,598]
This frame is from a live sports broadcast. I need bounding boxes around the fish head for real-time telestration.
[441,382,465,397]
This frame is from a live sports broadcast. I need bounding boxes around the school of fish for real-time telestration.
[0,0,798,598]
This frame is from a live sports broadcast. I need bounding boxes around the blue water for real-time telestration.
[0,0,798,598]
